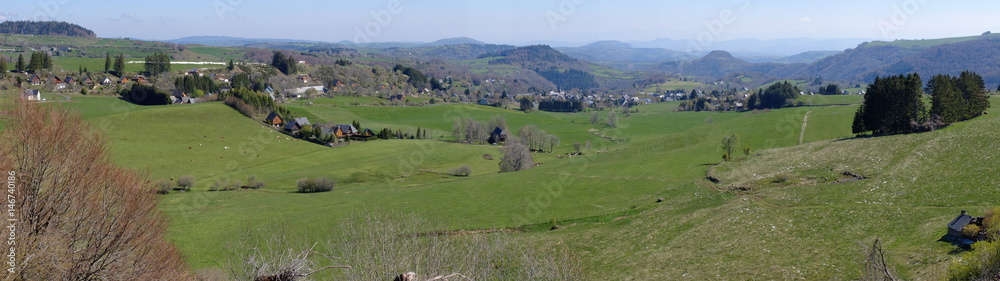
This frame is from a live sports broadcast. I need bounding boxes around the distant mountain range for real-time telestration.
[163,33,1000,85]
[648,33,1000,85]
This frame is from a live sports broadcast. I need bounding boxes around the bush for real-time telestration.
[964,224,982,238]
[156,180,173,194]
[209,180,223,191]
[297,177,334,193]
[451,165,472,177]
[227,180,243,191]
[246,175,266,189]
[176,175,196,191]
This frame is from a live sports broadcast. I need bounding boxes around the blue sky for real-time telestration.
[2,0,997,45]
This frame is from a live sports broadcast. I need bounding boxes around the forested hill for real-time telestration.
[0,21,96,38]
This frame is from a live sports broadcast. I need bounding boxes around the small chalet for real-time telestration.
[284,117,311,132]
[100,77,114,85]
[488,127,507,144]
[297,74,310,83]
[188,69,203,77]
[478,98,490,105]
[46,76,63,84]
[265,112,284,127]
[22,90,41,101]
[63,77,76,85]
[170,90,193,104]
[81,76,95,86]
[337,124,358,136]
[118,77,130,84]
[387,94,404,101]
[947,210,974,238]
[210,73,229,83]
[28,75,44,86]
[132,75,148,84]
[359,128,375,137]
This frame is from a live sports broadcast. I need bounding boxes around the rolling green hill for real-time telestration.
[43,93,877,279]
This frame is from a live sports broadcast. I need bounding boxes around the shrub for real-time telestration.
[964,224,982,238]
[246,175,266,189]
[156,180,173,194]
[297,177,334,193]
[176,175,196,191]
[209,180,224,191]
[0,99,189,279]
[227,180,243,191]
[451,165,472,177]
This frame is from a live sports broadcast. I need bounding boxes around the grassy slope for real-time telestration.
[49,93,997,279]
[865,33,1000,49]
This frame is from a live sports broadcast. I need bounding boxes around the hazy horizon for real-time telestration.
[3,0,997,46]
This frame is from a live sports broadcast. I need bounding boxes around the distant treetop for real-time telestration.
[0,20,96,38]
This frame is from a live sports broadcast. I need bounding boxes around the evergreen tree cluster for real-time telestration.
[852,74,927,135]
[820,84,841,95]
[219,87,290,119]
[0,21,96,37]
[536,69,599,90]
[119,84,171,105]
[0,56,7,78]
[144,52,171,77]
[927,71,991,123]
[746,81,800,110]
[174,75,220,95]
[537,99,585,113]
[854,72,991,136]
[230,72,270,92]
[113,54,126,77]
[393,64,427,89]
[270,51,298,75]
[26,51,53,74]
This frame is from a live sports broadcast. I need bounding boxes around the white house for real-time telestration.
[22,90,41,101]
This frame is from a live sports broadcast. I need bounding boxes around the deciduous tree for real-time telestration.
[0,100,189,280]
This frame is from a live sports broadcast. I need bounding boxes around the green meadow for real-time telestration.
[28,94,998,279]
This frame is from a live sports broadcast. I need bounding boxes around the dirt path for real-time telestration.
[799,111,812,145]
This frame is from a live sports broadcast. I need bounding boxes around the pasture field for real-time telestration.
[33,94,999,279]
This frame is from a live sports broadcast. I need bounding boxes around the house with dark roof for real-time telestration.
[337,124,358,136]
[488,127,507,144]
[22,90,41,101]
[947,210,974,238]
[28,75,44,85]
[284,117,311,133]
[265,112,283,127]
[81,76,95,86]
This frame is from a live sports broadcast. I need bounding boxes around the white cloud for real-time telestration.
[800,17,813,22]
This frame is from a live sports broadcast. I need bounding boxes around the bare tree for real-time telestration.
[331,212,579,281]
[225,221,348,281]
[607,110,619,128]
[451,119,465,142]
[589,112,600,125]
[862,238,898,281]
[499,138,534,173]
[486,115,508,131]
[0,99,189,280]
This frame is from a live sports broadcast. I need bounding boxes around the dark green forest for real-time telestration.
[0,21,96,37]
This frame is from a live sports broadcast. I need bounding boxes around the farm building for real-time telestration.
[947,210,974,239]
[265,112,284,127]
[488,127,507,144]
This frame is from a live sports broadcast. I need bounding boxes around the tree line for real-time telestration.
[853,71,990,135]
[0,20,96,37]
[270,51,298,75]
[174,75,220,96]
[144,51,171,77]
[746,81,800,110]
